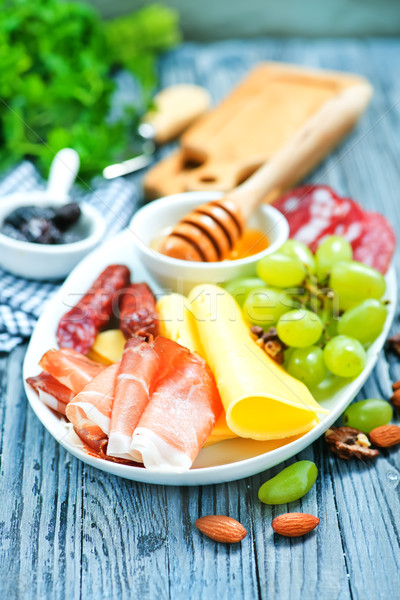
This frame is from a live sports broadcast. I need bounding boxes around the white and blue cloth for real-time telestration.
[0,162,140,352]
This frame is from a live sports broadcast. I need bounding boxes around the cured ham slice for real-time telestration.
[39,348,104,394]
[66,362,119,451]
[26,372,74,415]
[130,339,222,471]
[107,337,159,460]
[64,426,144,467]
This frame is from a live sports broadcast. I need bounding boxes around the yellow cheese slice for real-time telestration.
[188,284,328,441]
[157,293,240,446]
[203,411,238,447]
[88,329,126,365]
[157,293,205,357]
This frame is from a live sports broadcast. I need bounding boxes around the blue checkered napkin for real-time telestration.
[0,162,140,352]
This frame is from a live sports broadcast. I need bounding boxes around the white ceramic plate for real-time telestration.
[23,228,397,485]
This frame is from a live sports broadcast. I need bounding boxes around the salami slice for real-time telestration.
[119,283,159,340]
[352,211,396,274]
[273,185,395,273]
[56,264,131,354]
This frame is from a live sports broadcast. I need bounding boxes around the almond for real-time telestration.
[272,513,319,537]
[390,388,400,410]
[195,515,247,543]
[369,424,400,448]
[392,380,400,392]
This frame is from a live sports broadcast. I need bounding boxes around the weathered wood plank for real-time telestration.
[0,346,83,600]
[1,39,400,600]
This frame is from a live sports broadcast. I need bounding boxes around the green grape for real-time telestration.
[277,309,323,347]
[343,399,393,433]
[318,305,339,340]
[329,261,386,311]
[279,240,316,274]
[338,299,387,345]
[258,460,318,504]
[323,335,366,378]
[244,287,292,326]
[286,346,328,387]
[257,252,306,288]
[283,346,295,364]
[224,277,266,307]
[315,236,353,280]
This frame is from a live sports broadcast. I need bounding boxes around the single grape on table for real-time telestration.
[258,460,318,505]
[343,399,393,433]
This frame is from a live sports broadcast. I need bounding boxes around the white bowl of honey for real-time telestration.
[129,191,289,294]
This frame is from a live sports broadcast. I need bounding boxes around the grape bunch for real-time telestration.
[224,236,387,388]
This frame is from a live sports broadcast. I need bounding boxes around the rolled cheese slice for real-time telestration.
[203,411,238,447]
[157,293,205,357]
[188,284,328,440]
[157,292,238,446]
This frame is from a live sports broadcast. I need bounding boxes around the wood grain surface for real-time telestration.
[1,38,400,600]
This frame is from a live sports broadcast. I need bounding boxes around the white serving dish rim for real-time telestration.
[22,226,397,486]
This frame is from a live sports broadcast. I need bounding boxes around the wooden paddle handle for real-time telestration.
[226,82,373,221]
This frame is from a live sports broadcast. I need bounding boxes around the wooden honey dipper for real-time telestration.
[157,82,372,262]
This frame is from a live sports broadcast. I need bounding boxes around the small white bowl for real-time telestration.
[0,191,106,280]
[129,191,289,294]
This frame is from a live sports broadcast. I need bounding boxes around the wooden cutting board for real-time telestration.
[144,62,372,199]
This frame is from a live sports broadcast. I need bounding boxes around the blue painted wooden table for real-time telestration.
[1,39,400,600]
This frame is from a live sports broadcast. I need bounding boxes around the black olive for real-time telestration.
[4,206,56,229]
[53,203,81,231]
[0,223,29,241]
[21,218,62,244]
[4,207,30,228]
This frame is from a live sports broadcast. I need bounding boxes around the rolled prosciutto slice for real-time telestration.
[130,339,222,471]
[26,372,74,415]
[66,362,119,450]
[39,348,104,394]
[107,337,159,460]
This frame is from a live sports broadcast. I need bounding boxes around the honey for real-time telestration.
[152,226,268,262]
[226,228,269,260]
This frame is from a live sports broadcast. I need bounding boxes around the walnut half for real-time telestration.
[250,326,287,364]
[324,427,380,460]
[388,333,400,356]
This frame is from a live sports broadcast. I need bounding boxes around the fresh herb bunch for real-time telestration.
[0,0,181,180]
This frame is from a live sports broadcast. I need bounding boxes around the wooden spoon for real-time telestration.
[157,82,372,262]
